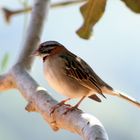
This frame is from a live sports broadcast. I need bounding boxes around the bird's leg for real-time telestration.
[50,98,71,115]
[64,96,86,114]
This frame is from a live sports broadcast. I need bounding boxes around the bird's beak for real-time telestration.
[31,49,40,57]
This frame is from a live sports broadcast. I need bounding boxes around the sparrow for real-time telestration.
[33,41,140,113]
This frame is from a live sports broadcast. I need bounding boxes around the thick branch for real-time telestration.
[10,65,108,140]
[16,0,50,70]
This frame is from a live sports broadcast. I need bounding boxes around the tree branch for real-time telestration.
[10,64,108,139]
[0,0,109,139]
[0,73,15,91]
[1,0,85,23]
[16,0,50,70]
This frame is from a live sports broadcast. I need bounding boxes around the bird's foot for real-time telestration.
[63,96,85,114]
[63,105,80,115]
[50,98,71,115]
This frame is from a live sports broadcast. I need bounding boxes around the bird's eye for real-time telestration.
[45,49,52,54]
[47,50,51,53]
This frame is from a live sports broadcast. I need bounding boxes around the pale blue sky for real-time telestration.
[0,0,140,140]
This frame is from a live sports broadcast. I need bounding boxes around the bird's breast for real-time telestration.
[43,57,90,98]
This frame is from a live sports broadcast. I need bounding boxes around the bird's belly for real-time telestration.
[44,65,89,98]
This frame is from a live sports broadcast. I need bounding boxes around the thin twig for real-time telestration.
[2,0,85,23]
[51,0,85,8]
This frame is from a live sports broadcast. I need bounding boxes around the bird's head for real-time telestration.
[32,41,65,59]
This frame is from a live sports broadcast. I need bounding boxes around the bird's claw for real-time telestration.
[50,103,71,116]
[63,106,80,115]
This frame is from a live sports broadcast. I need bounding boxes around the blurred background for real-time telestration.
[0,0,140,140]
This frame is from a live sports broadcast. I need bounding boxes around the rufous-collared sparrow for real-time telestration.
[33,41,140,112]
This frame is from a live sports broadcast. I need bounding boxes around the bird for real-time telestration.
[33,40,140,113]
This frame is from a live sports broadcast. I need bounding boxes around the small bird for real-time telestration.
[33,41,140,113]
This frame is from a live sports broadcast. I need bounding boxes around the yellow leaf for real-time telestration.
[121,0,140,13]
[77,0,106,39]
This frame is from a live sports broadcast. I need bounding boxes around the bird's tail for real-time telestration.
[113,90,140,108]
[102,87,140,108]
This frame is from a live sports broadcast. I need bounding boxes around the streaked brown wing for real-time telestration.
[60,51,112,98]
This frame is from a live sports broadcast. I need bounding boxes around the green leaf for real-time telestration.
[1,53,10,71]
[76,0,107,39]
[121,0,140,13]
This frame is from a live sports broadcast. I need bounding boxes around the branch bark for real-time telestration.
[17,0,50,70]
[10,65,108,140]
[0,73,15,91]
[0,0,109,139]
